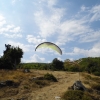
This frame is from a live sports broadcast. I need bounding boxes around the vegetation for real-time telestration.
[0,44,23,69]
[51,58,64,70]
[64,57,100,76]
[21,58,64,71]
[21,63,48,69]
[44,73,57,82]
[62,90,93,100]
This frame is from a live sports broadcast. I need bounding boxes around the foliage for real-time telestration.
[21,63,49,69]
[93,71,100,76]
[64,57,100,76]
[64,59,80,72]
[51,58,64,70]
[62,90,93,100]
[21,57,100,77]
[90,83,100,91]
[79,57,100,75]
[0,44,23,69]
[44,73,57,82]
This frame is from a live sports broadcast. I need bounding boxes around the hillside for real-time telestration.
[0,69,100,100]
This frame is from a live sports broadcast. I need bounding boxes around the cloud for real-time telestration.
[5,33,22,38]
[22,54,45,63]
[34,1,100,46]
[90,5,100,22]
[0,15,22,38]
[26,35,46,46]
[34,10,63,38]
[34,0,64,38]
[8,41,33,52]
[80,30,100,43]
[57,57,63,61]
[81,5,89,12]
[0,15,6,27]
[66,42,100,57]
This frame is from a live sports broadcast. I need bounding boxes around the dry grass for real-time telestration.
[0,70,100,100]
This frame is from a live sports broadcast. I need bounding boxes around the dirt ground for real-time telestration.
[29,70,82,100]
[0,70,89,100]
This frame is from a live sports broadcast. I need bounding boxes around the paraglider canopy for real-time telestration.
[35,42,62,55]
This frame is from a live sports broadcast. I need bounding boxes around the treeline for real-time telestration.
[22,58,64,70]
[22,57,100,76]
[0,44,23,69]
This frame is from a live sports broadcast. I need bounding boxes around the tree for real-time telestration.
[0,44,23,69]
[64,59,80,72]
[51,58,64,70]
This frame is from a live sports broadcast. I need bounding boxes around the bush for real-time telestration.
[62,90,92,100]
[90,83,100,91]
[93,71,100,76]
[44,73,57,82]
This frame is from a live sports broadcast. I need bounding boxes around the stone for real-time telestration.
[0,81,6,87]
[72,81,86,91]
[23,69,30,73]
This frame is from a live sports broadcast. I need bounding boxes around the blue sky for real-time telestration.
[0,0,100,63]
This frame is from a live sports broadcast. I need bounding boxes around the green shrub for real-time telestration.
[90,83,100,91]
[82,94,93,100]
[93,72,100,76]
[44,73,57,82]
[62,90,92,100]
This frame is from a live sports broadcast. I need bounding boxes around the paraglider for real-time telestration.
[35,42,62,55]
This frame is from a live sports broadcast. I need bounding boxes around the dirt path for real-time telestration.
[29,71,80,100]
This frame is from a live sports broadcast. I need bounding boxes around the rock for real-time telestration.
[55,96,61,100]
[72,81,86,91]
[23,69,30,73]
[0,81,6,87]
[0,80,19,88]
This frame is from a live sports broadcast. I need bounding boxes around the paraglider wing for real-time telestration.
[35,42,62,55]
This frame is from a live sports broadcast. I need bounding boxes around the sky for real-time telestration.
[0,0,100,63]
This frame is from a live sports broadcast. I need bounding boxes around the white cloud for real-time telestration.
[57,57,63,61]
[90,5,100,22]
[23,54,45,63]
[66,42,100,57]
[81,5,89,11]
[0,25,21,34]
[34,1,100,46]
[8,41,33,52]
[47,0,57,7]
[80,30,100,43]
[5,33,22,38]
[34,0,64,38]
[0,15,6,27]
[26,35,46,46]
[0,15,22,38]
